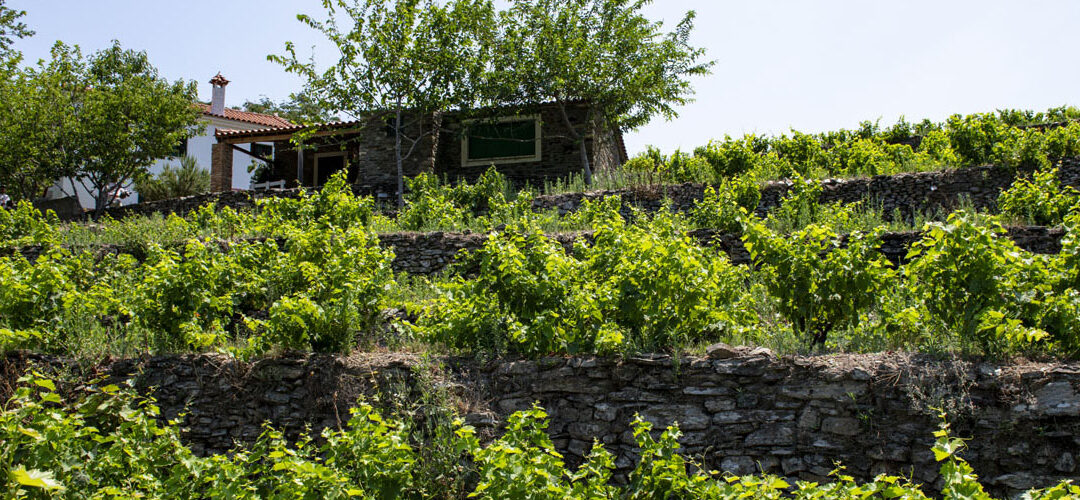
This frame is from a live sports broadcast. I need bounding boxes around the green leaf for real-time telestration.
[10,467,65,491]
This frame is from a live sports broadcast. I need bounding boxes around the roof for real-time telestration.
[216,119,364,141]
[197,103,295,128]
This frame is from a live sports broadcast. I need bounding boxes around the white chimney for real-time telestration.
[209,73,230,115]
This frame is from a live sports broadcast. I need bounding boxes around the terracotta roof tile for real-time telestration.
[197,103,295,128]
[215,120,364,140]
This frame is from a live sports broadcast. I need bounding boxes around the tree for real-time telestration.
[271,0,495,208]
[0,44,78,201]
[242,94,337,125]
[50,41,202,212]
[491,0,712,185]
[0,0,32,59]
[134,155,210,202]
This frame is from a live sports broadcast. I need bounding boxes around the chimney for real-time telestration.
[209,73,230,115]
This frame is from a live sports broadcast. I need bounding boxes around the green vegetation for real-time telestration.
[4,160,1080,359]
[3,374,1078,499]
[133,156,211,203]
[611,107,1080,188]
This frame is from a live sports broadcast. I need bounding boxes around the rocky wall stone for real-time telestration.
[4,350,1078,498]
[69,157,1080,223]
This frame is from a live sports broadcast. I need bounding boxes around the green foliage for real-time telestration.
[418,214,754,356]
[134,155,210,202]
[0,201,58,246]
[257,170,374,235]
[694,135,768,177]
[905,212,1055,354]
[623,146,714,183]
[398,168,539,232]
[998,167,1079,225]
[273,0,495,206]
[744,221,893,345]
[493,0,713,185]
[242,93,337,125]
[39,40,202,211]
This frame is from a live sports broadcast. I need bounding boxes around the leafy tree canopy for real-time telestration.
[489,0,713,183]
[0,41,201,209]
[242,93,338,125]
[0,0,32,60]
[272,0,497,206]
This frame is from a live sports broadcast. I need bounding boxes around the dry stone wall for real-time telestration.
[382,226,1065,275]
[534,157,1080,219]
[4,351,1077,497]
[69,157,1080,222]
[2,226,1066,275]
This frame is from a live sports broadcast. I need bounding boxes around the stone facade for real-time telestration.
[209,143,234,192]
[4,351,1077,497]
[230,102,625,195]
[433,103,623,187]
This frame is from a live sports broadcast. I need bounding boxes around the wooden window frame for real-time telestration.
[461,114,542,167]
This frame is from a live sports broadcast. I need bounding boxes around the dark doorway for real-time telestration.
[315,154,346,186]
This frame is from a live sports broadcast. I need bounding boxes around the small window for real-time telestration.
[251,143,273,159]
[462,116,541,166]
[172,139,188,158]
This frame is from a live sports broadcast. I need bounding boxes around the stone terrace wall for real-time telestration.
[533,157,1080,219]
[3,226,1065,276]
[3,351,1077,497]
[381,225,1065,275]
[67,157,1080,222]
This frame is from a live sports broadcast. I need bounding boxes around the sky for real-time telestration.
[8,0,1080,156]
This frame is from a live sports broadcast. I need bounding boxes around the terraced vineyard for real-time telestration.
[4,108,1080,498]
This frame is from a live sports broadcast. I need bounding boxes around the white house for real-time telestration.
[49,73,292,209]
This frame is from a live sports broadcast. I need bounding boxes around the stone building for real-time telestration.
[210,102,628,195]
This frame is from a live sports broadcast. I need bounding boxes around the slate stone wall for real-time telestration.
[380,226,1065,275]
[4,351,1077,497]
[79,155,1080,223]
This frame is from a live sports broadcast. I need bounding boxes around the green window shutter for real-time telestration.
[467,120,537,161]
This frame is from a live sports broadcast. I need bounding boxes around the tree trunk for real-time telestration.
[555,100,592,186]
[394,107,405,209]
[578,141,593,187]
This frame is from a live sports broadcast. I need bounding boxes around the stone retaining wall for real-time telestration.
[73,157,1080,222]
[4,351,1077,497]
[3,226,1066,276]
[381,225,1065,275]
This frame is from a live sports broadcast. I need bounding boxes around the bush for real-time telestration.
[134,155,210,202]
[905,212,1052,354]
[418,215,754,356]
[693,135,764,177]
[743,221,893,345]
[688,175,760,232]
[0,200,59,246]
[998,167,1078,225]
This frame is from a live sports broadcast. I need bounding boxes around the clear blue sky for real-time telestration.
[10,0,1080,155]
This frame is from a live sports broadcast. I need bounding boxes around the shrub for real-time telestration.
[134,155,210,202]
[998,167,1078,225]
[688,175,760,233]
[693,135,763,177]
[418,215,754,356]
[743,221,893,345]
[0,200,59,246]
[905,212,1051,354]
[257,169,374,234]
